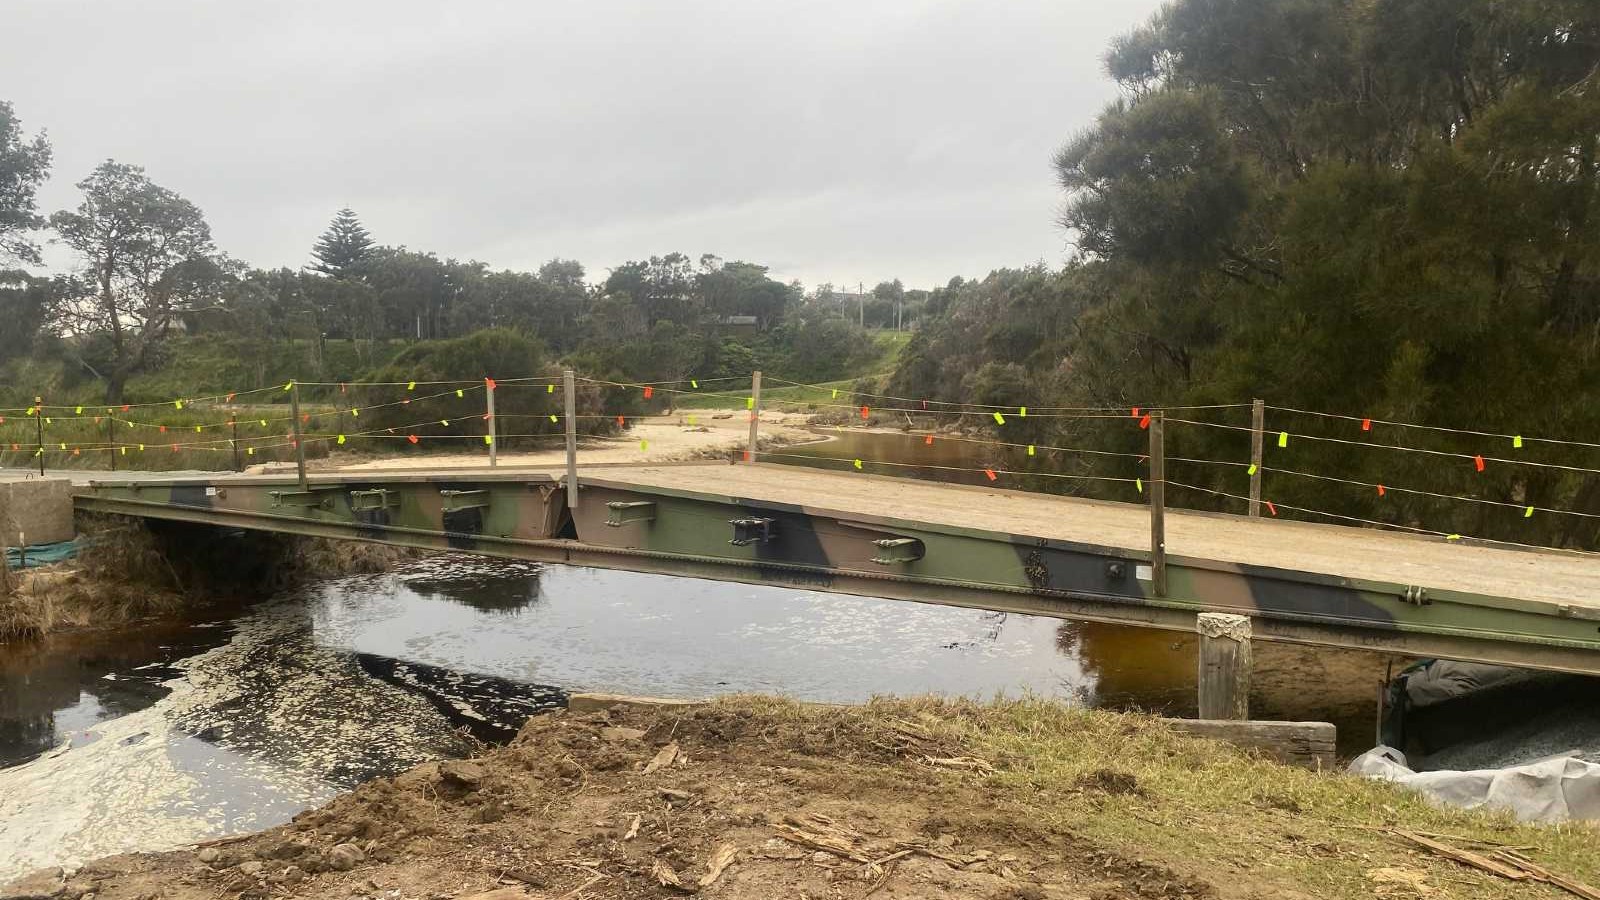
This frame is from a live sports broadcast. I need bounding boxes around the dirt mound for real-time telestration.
[14,695,1600,900]
[17,699,1210,900]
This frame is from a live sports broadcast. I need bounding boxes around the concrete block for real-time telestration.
[0,477,76,546]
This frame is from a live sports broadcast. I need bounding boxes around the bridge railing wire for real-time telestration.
[7,369,1600,551]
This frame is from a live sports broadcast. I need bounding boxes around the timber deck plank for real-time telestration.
[74,461,1600,610]
[594,463,1600,610]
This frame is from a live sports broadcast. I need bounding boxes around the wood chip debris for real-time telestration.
[921,755,995,773]
[698,843,738,888]
[652,860,687,891]
[772,812,1004,874]
[623,814,641,840]
[643,742,679,774]
[1390,829,1600,900]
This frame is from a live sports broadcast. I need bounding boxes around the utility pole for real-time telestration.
[858,282,864,328]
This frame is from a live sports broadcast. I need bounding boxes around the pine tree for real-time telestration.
[310,208,374,278]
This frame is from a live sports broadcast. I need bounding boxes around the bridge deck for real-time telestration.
[72,461,1600,672]
[609,464,1597,611]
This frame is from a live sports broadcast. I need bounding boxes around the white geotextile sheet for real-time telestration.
[1349,746,1600,822]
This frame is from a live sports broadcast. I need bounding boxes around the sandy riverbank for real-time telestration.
[321,409,822,472]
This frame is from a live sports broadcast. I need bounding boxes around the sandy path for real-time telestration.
[324,409,818,472]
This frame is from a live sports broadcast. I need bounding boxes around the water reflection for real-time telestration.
[777,430,1007,487]
[397,555,545,614]
[0,619,233,768]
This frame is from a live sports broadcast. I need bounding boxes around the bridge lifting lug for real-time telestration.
[349,488,401,511]
[1401,585,1430,606]
[269,489,335,510]
[606,501,656,527]
[870,537,924,565]
[439,489,491,512]
[729,517,776,546]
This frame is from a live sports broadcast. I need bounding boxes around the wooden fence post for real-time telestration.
[1197,612,1252,720]
[1249,399,1264,517]
[1149,411,1167,598]
[290,380,307,491]
[563,369,578,510]
[485,378,498,468]
[747,370,762,462]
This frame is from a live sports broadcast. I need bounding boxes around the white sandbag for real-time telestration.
[1349,745,1600,822]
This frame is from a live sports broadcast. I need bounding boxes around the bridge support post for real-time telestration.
[290,380,307,491]
[564,369,578,510]
[486,377,498,468]
[1249,398,1264,517]
[1149,411,1167,597]
[746,370,762,462]
[1197,613,1252,720]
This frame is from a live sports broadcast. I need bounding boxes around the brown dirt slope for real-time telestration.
[9,697,1600,900]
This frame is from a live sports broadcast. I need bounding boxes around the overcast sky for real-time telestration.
[3,0,1160,290]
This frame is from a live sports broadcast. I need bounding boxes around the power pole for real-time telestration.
[858,282,864,328]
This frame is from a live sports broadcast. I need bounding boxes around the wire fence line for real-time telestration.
[4,369,1598,551]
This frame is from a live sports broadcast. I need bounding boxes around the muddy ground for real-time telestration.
[9,697,1600,900]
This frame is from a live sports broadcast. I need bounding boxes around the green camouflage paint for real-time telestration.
[75,466,1600,675]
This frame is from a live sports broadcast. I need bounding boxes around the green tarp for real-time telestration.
[4,538,81,569]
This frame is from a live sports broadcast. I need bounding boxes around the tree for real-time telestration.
[49,161,228,402]
[886,0,1600,546]
[310,208,374,278]
[0,100,51,266]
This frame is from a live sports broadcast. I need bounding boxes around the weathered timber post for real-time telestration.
[108,415,117,473]
[290,380,308,491]
[485,377,498,468]
[746,370,762,462]
[1197,612,1252,720]
[563,369,578,511]
[230,417,240,473]
[35,396,44,476]
[1149,411,1167,598]
[1248,398,1264,517]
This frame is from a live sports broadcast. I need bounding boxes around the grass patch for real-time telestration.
[673,379,856,411]
[716,695,1600,900]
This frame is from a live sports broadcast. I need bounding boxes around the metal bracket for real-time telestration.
[729,517,776,546]
[606,501,656,527]
[349,489,401,511]
[1401,585,1430,606]
[269,489,334,509]
[870,537,924,565]
[439,489,491,512]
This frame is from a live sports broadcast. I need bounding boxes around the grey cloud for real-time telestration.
[4,0,1161,287]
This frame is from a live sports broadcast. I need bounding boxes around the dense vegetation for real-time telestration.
[0,119,904,410]
[889,0,1600,548]
[3,0,1597,546]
